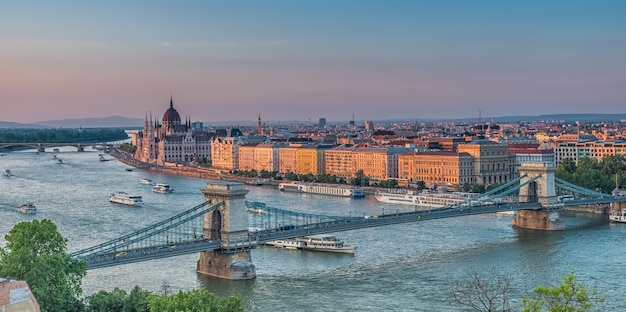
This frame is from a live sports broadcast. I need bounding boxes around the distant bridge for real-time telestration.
[0,142,119,152]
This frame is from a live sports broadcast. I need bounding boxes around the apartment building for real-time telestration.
[398,151,474,187]
[325,146,358,178]
[554,140,626,165]
[354,147,409,180]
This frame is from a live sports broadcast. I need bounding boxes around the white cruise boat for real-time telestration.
[140,178,153,185]
[610,209,626,223]
[278,182,365,198]
[109,192,144,206]
[266,234,356,254]
[375,189,478,208]
[19,203,37,214]
[152,183,174,193]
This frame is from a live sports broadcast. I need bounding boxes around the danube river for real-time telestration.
[1,149,625,311]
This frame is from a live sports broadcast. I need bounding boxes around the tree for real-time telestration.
[521,272,605,312]
[450,268,513,312]
[147,289,242,312]
[0,219,87,312]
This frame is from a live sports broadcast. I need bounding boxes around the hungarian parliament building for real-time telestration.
[132,97,213,165]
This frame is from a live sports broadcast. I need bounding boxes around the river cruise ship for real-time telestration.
[375,189,478,208]
[109,192,144,206]
[152,183,174,193]
[266,234,356,254]
[278,182,365,198]
[610,209,626,223]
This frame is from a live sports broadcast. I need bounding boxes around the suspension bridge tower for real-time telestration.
[197,181,256,279]
[512,162,565,231]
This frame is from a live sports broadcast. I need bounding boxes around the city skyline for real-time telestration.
[2,0,625,124]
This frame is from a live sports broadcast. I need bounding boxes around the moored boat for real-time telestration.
[374,189,478,208]
[610,209,626,223]
[266,234,356,254]
[109,192,144,206]
[278,182,365,198]
[3,169,12,177]
[140,178,153,185]
[19,203,37,214]
[152,183,174,193]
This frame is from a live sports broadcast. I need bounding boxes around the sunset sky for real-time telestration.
[1,1,625,124]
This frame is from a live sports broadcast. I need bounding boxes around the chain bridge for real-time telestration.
[70,162,626,279]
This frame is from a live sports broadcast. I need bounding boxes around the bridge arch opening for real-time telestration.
[210,209,221,240]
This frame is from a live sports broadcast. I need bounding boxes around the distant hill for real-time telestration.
[32,115,144,128]
[2,113,625,129]
[0,121,49,129]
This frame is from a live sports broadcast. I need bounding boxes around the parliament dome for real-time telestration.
[162,97,181,124]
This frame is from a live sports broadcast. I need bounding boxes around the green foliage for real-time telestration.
[350,170,370,186]
[0,219,87,312]
[0,128,128,144]
[120,143,137,154]
[521,272,605,312]
[147,289,242,312]
[556,157,618,193]
[85,286,151,312]
[414,180,427,190]
[284,171,299,181]
[378,179,398,188]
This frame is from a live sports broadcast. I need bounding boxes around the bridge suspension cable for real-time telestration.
[71,200,222,259]
[554,177,611,197]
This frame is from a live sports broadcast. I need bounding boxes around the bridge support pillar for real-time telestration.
[197,251,255,280]
[77,144,84,152]
[37,144,45,153]
[514,162,564,230]
[197,181,256,280]
[512,210,565,231]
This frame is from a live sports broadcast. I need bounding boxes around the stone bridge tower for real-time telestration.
[513,162,565,230]
[197,181,256,279]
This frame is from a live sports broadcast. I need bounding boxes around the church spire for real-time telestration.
[170,94,174,109]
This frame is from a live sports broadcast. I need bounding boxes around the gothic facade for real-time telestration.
[133,97,211,165]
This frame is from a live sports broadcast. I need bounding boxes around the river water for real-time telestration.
[1,149,625,311]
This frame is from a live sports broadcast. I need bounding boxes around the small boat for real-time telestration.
[266,234,356,254]
[247,207,268,215]
[19,203,37,214]
[140,178,153,185]
[125,168,133,172]
[246,179,264,186]
[610,209,626,223]
[109,192,144,206]
[53,148,60,153]
[56,158,63,164]
[152,183,174,193]
[3,169,12,177]
[99,156,108,161]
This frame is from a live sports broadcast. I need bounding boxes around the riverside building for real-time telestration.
[133,97,211,165]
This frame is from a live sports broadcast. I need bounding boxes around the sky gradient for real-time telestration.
[1,0,625,124]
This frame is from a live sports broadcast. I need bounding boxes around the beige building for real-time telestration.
[325,146,358,178]
[211,137,242,171]
[398,151,474,187]
[354,147,408,180]
[254,144,283,172]
[457,140,515,185]
[237,143,258,171]
[279,145,300,174]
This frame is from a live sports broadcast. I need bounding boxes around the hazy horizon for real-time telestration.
[2,1,625,124]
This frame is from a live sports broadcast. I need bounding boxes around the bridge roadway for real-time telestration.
[80,201,543,269]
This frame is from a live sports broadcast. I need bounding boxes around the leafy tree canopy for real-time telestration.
[0,219,87,312]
